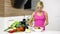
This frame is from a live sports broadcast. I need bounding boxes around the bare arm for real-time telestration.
[27,12,35,26]
[44,11,48,26]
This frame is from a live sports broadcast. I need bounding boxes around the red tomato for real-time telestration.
[8,29,16,33]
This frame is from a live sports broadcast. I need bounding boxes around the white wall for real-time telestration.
[42,0,60,31]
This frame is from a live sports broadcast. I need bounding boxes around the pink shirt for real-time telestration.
[33,11,46,30]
